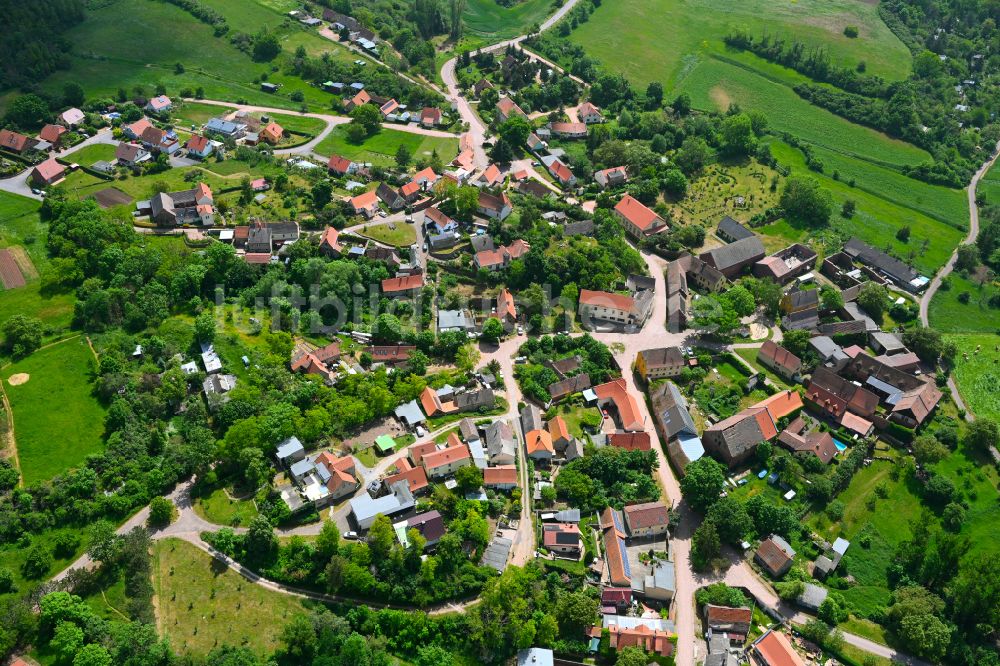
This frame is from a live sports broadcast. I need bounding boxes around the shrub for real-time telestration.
[844,26,859,38]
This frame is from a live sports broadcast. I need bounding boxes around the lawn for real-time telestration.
[929,274,1000,333]
[152,538,312,658]
[733,347,794,390]
[36,0,359,116]
[314,126,459,165]
[568,0,911,87]
[356,221,417,247]
[192,485,260,527]
[463,0,557,39]
[978,158,1000,206]
[1,338,107,485]
[768,141,964,276]
[669,158,783,232]
[548,402,602,439]
[947,333,1000,420]
[63,142,118,165]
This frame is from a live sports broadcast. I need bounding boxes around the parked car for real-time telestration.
[342,531,359,540]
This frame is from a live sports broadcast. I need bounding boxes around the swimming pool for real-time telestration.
[833,437,848,452]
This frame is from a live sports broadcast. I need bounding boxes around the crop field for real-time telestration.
[568,0,911,86]
[37,0,360,116]
[675,58,928,167]
[947,333,1000,420]
[768,141,965,275]
[153,538,311,657]
[314,126,459,165]
[929,273,1000,333]
[2,338,106,485]
[463,0,557,39]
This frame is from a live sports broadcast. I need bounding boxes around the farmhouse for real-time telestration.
[700,236,766,278]
[549,121,587,138]
[753,244,818,284]
[650,380,703,468]
[350,190,379,218]
[477,190,513,220]
[496,97,527,122]
[844,237,927,292]
[578,101,604,123]
[614,194,666,239]
[381,273,423,297]
[485,420,518,465]
[623,501,670,537]
[145,182,215,226]
[483,465,518,490]
[543,523,582,556]
[422,443,471,479]
[593,378,644,431]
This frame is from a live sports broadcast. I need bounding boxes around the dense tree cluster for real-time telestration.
[514,334,616,403]
[0,0,85,90]
[554,446,659,511]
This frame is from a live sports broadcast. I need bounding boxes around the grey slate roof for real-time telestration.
[702,236,765,271]
[651,380,698,439]
[717,215,755,242]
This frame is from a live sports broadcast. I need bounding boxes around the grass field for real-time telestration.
[152,538,312,658]
[929,273,1000,333]
[768,141,965,275]
[193,486,260,527]
[675,58,927,168]
[0,525,90,603]
[947,333,1000,420]
[356,221,417,247]
[568,0,911,87]
[35,0,362,117]
[978,159,1000,205]
[672,158,783,232]
[63,143,118,165]
[463,0,557,39]
[2,338,106,485]
[314,126,459,165]
[733,347,794,390]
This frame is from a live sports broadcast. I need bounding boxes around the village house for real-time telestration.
[593,378,645,431]
[290,341,341,383]
[651,380,703,472]
[328,154,357,176]
[0,129,34,154]
[474,239,531,271]
[578,288,653,329]
[345,89,371,112]
[540,155,576,187]
[319,227,343,258]
[577,101,604,124]
[61,107,86,127]
[844,237,927,292]
[525,429,555,462]
[486,420,518,465]
[549,121,587,138]
[542,523,582,556]
[420,107,443,126]
[601,507,631,587]
[477,190,513,220]
[777,419,839,464]
[376,182,405,210]
[614,194,667,239]
[755,535,796,578]
[350,189,379,218]
[623,501,670,538]
[483,465,518,491]
[716,216,755,243]
[705,605,752,645]
[381,273,424,297]
[350,481,415,530]
[548,374,591,402]
[205,117,246,139]
[703,392,805,469]
[607,431,651,451]
[757,340,802,382]
[753,244,818,284]
[367,345,416,365]
[384,460,430,495]
[751,630,806,666]
[595,165,629,189]
[185,135,214,159]
[496,97,527,123]
[422,443,471,479]
[38,124,67,148]
[496,288,518,328]
[145,95,173,114]
[635,347,685,381]
[31,158,66,187]
[146,182,215,226]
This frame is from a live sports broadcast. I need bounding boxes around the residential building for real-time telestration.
[422,443,471,478]
[345,89,371,111]
[185,134,213,159]
[521,403,544,434]
[578,289,653,328]
[290,341,341,383]
[753,244,818,284]
[31,158,66,187]
[548,416,572,452]
[205,118,246,138]
[517,649,553,666]
[474,239,531,271]
[115,142,150,167]
[383,464,429,495]
[623,501,670,537]
[602,616,674,658]
[757,340,802,381]
[367,345,416,364]
[777,422,838,464]
[595,165,628,189]
[376,182,405,210]
[549,121,587,138]
[477,190,513,220]
[542,523,582,556]
[276,436,305,466]
[705,605,752,644]
[700,236,766,278]
[540,155,576,187]
[755,535,796,577]
[844,237,927,292]
[496,288,518,327]
[147,182,215,226]
[578,101,604,123]
[601,507,632,587]
[614,194,666,239]
[379,98,399,117]
[601,587,632,614]
[607,431,651,451]
[703,406,777,468]
[548,374,591,402]
[676,253,726,292]
[399,510,446,547]
[475,163,503,188]
[643,560,676,602]
[635,347,685,381]
[424,206,457,235]
[146,95,172,114]
[245,221,272,254]
[525,429,555,462]
[483,465,518,490]
[593,378,644,431]
[350,481,414,529]
[485,420,518,465]
[0,129,33,154]
[328,154,357,176]
[381,273,423,297]
[38,124,67,147]
[496,97,527,122]
[319,227,343,257]
[751,630,805,666]
[61,108,86,127]
[473,78,494,97]
[420,107,443,126]
[651,381,703,472]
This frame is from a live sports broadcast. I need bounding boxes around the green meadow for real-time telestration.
[929,273,1000,334]
[2,338,106,485]
[37,0,364,115]
[463,0,557,39]
[568,0,912,86]
[314,126,459,166]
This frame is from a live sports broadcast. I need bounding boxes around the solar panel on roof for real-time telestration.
[618,538,631,578]
[612,511,624,532]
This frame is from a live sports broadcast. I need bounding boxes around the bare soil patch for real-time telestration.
[92,187,134,209]
[7,374,29,386]
[7,246,38,280]
[0,249,25,289]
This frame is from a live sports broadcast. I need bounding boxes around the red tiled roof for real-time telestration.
[400,180,421,197]
[754,389,803,423]
[320,226,342,253]
[38,124,66,143]
[381,273,423,293]
[0,129,30,153]
[614,193,663,232]
[367,345,415,362]
[579,289,636,313]
[328,154,353,173]
[421,107,442,123]
[542,522,580,548]
[385,465,429,493]
[413,166,438,184]
[505,238,530,259]
[483,465,517,486]
[408,441,439,466]
[607,432,651,451]
[754,630,805,666]
[548,415,570,443]
[350,189,378,210]
[579,102,601,117]
[549,158,573,183]
[478,163,502,186]
[759,340,801,375]
[186,134,209,152]
[497,288,517,321]
[422,443,470,470]
[244,253,272,264]
[525,429,554,455]
[706,604,753,628]
[419,386,442,416]
[550,121,587,134]
[623,501,669,530]
[127,118,153,137]
[608,624,674,657]
[594,378,643,431]
[32,157,65,182]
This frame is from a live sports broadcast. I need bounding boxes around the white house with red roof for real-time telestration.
[145,95,173,114]
[614,193,666,239]
[578,288,653,330]
[549,121,587,138]
[578,102,604,124]
[474,239,530,271]
[185,134,213,159]
[319,227,343,257]
[349,190,379,218]
[476,190,512,220]
[540,155,576,188]
[381,273,424,297]
[420,107,443,126]
[124,117,153,140]
[496,97,527,123]
[328,154,357,175]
